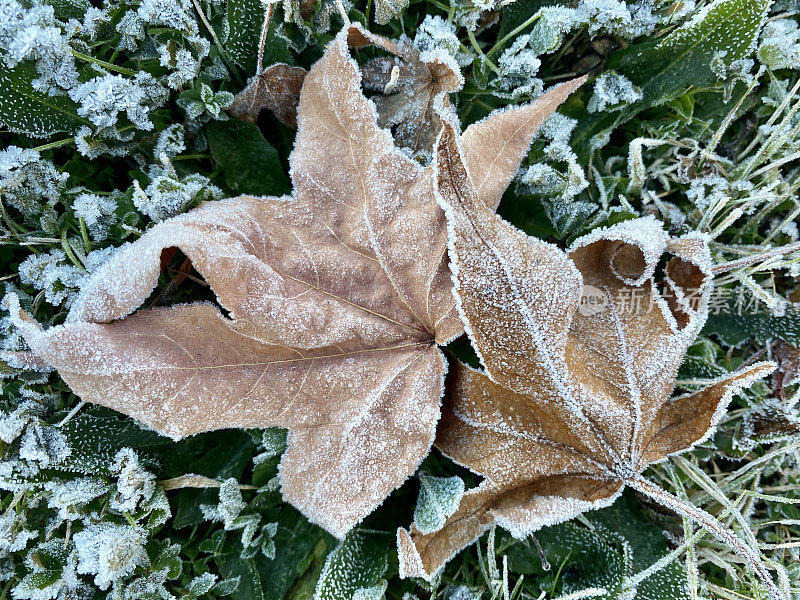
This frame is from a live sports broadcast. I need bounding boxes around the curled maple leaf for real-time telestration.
[228,63,307,128]
[6,26,585,537]
[397,123,783,599]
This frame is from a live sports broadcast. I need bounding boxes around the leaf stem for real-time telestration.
[32,137,76,152]
[487,10,542,59]
[256,2,276,76]
[711,241,800,274]
[70,49,137,76]
[628,475,786,600]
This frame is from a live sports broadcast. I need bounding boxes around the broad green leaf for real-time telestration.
[206,120,291,197]
[226,0,292,74]
[572,0,772,158]
[507,491,689,599]
[46,0,91,20]
[59,408,172,474]
[703,299,800,346]
[259,509,331,600]
[314,530,388,600]
[0,62,88,138]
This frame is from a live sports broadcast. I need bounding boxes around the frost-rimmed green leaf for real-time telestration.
[226,0,292,73]
[0,62,88,138]
[573,0,772,155]
[314,530,388,600]
[413,474,465,535]
[703,299,800,346]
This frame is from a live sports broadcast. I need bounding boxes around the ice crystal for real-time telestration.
[494,37,544,99]
[134,162,223,222]
[758,19,800,69]
[81,7,109,40]
[200,478,245,529]
[14,541,89,600]
[413,16,470,67]
[0,0,79,93]
[72,192,117,240]
[68,72,168,131]
[18,250,82,306]
[0,509,37,557]
[200,478,277,557]
[0,146,68,217]
[188,572,217,596]
[137,0,197,34]
[0,401,42,444]
[587,72,643,113]
[154,123,186,160]
[74,523,148,590]
[115,11,145,52]
[46,477,110,522]
[160,46,203,89]
[74,126,133,159]
[18,422,70,467]
[109,448,156,514]
[530,7,577,54]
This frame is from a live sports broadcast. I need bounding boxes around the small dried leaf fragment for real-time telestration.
[397,123,776,580]
[360,38,463,155]
[228,63,307,128]
[10,26,583,539]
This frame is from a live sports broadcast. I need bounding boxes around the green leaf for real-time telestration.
[258,510,329,600]
[59,408,172,474]
[206,120,291,197]
[45,0,91,20]
[0,62,88,138]
[169,431,257,529]
[703,299,800,346]
[226,0,292,74]
[572,0,772,158]
[314,530,388,600]
[508,493,690,599]
[413,474,465,535]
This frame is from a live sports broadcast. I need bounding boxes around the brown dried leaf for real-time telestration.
[397,123,776,579]
[773,341,800,402]
[360,38,463,155]
[8,25,582,538]
[228,63,307,128]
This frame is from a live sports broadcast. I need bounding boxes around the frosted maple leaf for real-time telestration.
[6,25,584,537]
[397,123,782,600]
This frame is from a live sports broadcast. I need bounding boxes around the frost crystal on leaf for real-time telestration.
[46,477,111,522]
[200,478,246,530]
[397,124,777,590]
[7,24,584,539]
[588,72,643,113]
[758,19,800,69]
[109,448,156,514]
[68,73,168,131]
[73,523,148,590]
[0,146,68,217]
[413,474,465,534]
[72,192,118,241]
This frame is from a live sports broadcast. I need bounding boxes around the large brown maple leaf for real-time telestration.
[397,123,782,598]
[7,25,584,537]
